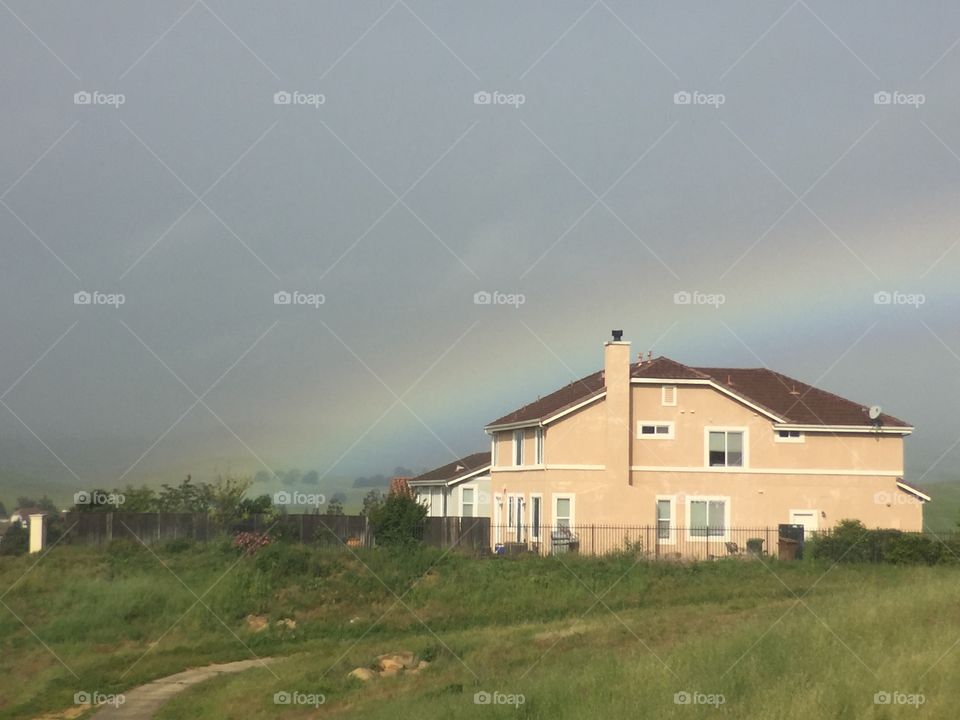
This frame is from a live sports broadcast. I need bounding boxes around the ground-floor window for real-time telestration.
[461,487,475,517]
[554,494,574,529]
[530,495,542,540]
[688,497,728,538]
[656,497,675,542]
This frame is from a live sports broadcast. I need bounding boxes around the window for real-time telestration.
[554,495,574,529]
[775,429,804,443]
[656,497,674,541]
[513,429,524,466]
[708,430,744,467]
[637,421,675,439]
[530,495,542,540]
[461,487,475,517]
[535,427,544,464]
[688,498,727,538]
[662,385,677,406]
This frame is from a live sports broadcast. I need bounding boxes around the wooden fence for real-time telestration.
[59,512,491,554]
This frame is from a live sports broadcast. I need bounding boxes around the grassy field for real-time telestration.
[1,541,959,718]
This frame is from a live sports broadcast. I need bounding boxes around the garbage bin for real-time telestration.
[551,530,578,555]
[746,538,765,557]
[778,523,805,560]
[778,536,800,561]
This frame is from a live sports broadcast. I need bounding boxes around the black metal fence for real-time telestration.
[491,524,785,559]
[59,512,491,554]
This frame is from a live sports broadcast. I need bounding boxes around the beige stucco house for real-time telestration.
[476,332,927,552]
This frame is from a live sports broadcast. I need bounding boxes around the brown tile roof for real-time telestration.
[410,451,491,485]
[486,356,911,429]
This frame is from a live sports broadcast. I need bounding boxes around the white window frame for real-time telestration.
[704,426,748,468]
[655,495,676,545]
[460,484,478,517]
[529,493,543,541]
[513,429,524,467]
[661,385,677,406]
[685,495,731,541]
[637,420,675,440]
[535,427,544,465]
[552,493,575,530]
[775,429,805,443]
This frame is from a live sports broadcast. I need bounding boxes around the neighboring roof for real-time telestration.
[409,452,491,486]
[11,507,48,518]
[486,356,911,430]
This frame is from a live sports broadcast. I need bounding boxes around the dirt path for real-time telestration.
[89,658,275,719]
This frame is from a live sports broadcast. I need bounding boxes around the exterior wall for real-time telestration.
[414,476,492,519]
[486,378,918,538]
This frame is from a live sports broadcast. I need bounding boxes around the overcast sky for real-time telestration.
[2,1,959,498]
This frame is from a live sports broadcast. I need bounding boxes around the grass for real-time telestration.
[1,541,959,718]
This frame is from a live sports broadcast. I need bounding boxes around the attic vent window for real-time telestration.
[662,385,677,406]
[776,429,804,443]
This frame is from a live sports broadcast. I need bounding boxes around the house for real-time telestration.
[8,507,49,529]
[409,452,491,519]
[481,331,926,550]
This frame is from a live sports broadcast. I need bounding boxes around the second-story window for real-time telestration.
[535,427,544,464]
[708,430,743,467]
[513,429,524,466]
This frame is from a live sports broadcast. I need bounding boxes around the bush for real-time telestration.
[233,531,271,555]
[810,519,950,565]
[369,492,427,547]
[0,521,28,555]
[253,542,311,577]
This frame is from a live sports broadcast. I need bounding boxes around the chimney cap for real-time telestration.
[611,329,624,342]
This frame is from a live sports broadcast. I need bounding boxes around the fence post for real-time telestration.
[106,512,113,544]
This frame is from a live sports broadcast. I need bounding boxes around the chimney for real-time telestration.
[604,330,631,486]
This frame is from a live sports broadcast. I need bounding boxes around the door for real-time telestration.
[508,494,525,543]
[789,509,819,535]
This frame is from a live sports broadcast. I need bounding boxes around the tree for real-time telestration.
[302,470,320,486]
[208,474,252,527]
[15,495,57,513]
[323,498,345,515]
[157,476,210,513]
[0,522,28,555]
[0,501,7,519]
[361,489,384,517]
[237,494,273,518]
[369,492,427,547]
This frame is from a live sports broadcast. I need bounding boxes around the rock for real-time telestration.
[245,614,268,633]
[409,660,430,674]
[376,651,417,671]
[379,666,400,677]
[275,618,297,631]
[348,667,377,681]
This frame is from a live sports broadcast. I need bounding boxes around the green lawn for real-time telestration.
[1,541,959,718]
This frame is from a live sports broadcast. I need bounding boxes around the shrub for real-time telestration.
[811,519,951,565]
[253,542,311,577]
[369,492,427,547]
[0,521,28,555]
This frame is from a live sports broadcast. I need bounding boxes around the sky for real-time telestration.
[1,1,959,502]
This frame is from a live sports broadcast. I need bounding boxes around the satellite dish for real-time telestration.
[868,405,882,421]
